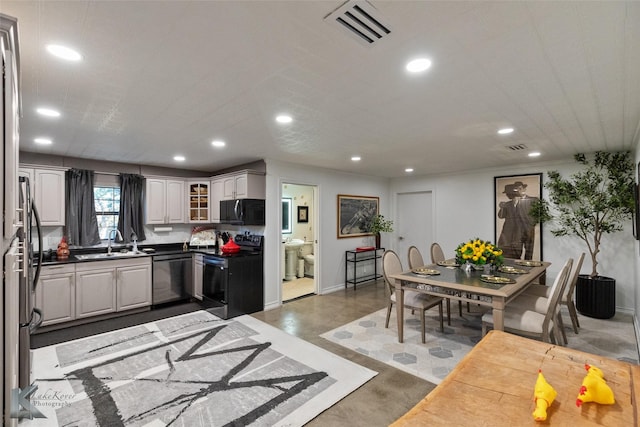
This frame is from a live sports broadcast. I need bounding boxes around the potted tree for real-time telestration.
[368,214,394,249]
[532,151,635,319]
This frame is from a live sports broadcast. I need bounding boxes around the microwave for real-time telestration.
[220,199,265,225]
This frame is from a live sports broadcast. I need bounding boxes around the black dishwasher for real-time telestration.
[202,253,263,319]
[152,253,192,305]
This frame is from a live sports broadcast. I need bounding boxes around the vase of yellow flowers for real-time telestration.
[455,238,504,272]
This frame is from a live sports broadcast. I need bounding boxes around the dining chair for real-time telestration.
[407,246,451,325]
[523,252,585,338]
[481,258,573,344]
[430,242,467,316]
[383,250,445,343]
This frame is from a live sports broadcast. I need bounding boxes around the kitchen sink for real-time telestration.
[75,251,147,261]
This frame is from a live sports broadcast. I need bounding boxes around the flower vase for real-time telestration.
[462,261,472,274]
[375,233,381,249]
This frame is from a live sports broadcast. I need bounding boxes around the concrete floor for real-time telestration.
[252,279,435,427]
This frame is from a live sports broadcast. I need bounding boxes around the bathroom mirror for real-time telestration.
[282,198,292,234]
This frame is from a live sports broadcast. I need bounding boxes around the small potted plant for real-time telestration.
[531,151,635,318]
[368,214,394,249]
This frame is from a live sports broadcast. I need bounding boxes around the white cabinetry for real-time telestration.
[145,178,185,224]
[19,167,66,226]
[191,254,203,300]
[210,179,224,223]
[187,182,210,223]
[217,170,265,201]
[75,258,152,319]
[116,261,152,311]
[75,265,117,318]
[35,265,76,326]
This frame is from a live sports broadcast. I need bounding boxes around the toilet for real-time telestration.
[298,241,314,278]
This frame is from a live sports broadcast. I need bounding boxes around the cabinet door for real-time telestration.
[146,179,167,224]
[222,176,236,200]
[210,179,223,223]
[234,174,248,198]
[187,182,209,223]
[116,263,152,311]
[35,169,65,225]
[191,255,203,300]
[36,271,75,326]
[166,179,185,223]
[76,268,117,318]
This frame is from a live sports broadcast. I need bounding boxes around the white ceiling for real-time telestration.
[3,1,640,178]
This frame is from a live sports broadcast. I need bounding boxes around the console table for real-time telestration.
[344,248,384,290]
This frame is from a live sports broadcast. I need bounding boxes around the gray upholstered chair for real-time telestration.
[383,250,445,343]
[481,258,573,344]
[430,242,466,316]
[522,253,585,339]
[407,245,450,325]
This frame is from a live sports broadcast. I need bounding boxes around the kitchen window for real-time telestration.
[94,186,120,239]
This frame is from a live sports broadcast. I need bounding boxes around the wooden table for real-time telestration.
[391,330,640,426]
[389,260,549,342]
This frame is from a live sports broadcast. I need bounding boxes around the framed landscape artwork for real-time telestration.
[337,195,379,238]
[494,173,543,261]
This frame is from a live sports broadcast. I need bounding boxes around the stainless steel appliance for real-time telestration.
[17,176,43,388]
[219,199,265,225]
[152,253,192,305]
[202,234,264,319]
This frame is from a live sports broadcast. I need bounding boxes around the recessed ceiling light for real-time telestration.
[276,115,292,124]
[34,138,52,145]
[406,58,432,73]
[36,107,61,117]
[46,44,82,61]
[211,140,226,148]
[405,168,414,173]
[497,127,514,135]
[351,156,361,162]
[173,155,185,162]
[528,152,541,157]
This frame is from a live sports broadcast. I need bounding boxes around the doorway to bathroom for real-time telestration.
[282,182,317,302]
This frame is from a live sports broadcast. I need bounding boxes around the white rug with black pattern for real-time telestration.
[22,310,376,426]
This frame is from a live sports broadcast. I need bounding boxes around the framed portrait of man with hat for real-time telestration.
[494,173,543,261]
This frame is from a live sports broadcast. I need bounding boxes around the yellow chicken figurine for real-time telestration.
[533,369,557,421]
[576,363,615,407]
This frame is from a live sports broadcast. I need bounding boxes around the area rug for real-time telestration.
[321,306,639,386]
[321,306,485,385]
[22,310,377,426]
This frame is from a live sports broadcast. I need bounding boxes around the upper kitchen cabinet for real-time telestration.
[145,178,185,224]
[210,179,224,223]
[219,170,265,200]
[187,182,209,223]
[19,167,66,226]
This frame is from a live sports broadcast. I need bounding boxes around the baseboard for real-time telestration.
[634,313,640,360]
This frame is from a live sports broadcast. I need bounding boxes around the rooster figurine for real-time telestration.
[533,369,557,421]
[576,364,615,407]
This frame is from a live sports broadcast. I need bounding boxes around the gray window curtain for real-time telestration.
[65,168,101,246]
[118,173,146,243]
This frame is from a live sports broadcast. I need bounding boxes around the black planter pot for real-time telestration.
[576,275,615,319]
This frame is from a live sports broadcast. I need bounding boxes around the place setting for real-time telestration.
[411,267,440,276]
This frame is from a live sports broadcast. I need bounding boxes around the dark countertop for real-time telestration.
[37,243,260,266]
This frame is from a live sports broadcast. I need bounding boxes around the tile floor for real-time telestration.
[282,277,316,302]
[253,279,639,426]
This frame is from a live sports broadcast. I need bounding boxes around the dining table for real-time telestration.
[388,258,550,342]
[391,330,640,426]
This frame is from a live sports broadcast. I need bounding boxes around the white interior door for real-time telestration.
[396,192,433,266]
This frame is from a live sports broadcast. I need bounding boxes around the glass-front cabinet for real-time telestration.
[188,182,210,223]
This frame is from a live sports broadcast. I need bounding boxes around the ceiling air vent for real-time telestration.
[506,144,528,151]
[324,0,392,47]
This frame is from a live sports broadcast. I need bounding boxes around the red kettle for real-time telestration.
[221,237,240,253]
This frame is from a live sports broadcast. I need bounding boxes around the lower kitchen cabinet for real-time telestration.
[191,253,203,300]
[75,266,117,318]
[117,262,152,310]
[37,258,153,326]
[36,265,76,326]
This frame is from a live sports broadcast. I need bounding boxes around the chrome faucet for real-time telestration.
[107,228,123,254]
